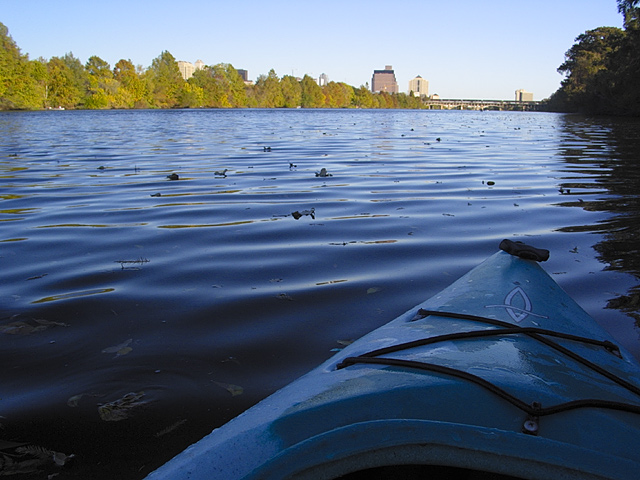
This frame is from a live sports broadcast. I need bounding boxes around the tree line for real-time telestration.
[0,23,425,111]
[547,0,640,115]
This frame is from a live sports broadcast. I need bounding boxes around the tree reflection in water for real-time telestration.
[557,115,640,326]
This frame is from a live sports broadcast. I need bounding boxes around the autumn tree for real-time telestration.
[323,81,354,108]
[145,51,183,108]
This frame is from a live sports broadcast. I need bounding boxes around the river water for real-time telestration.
[1,109,639,478]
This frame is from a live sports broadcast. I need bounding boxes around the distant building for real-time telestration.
[409,76,429,97]
[237,69,249,82]
[371,65,398,93]
[318,73,329,86]
[178,61,195,80]
[236,69,254,85]
[515,89,534,102]
[177,60,205,80]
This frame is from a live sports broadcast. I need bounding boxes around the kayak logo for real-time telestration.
[486,286,548,322]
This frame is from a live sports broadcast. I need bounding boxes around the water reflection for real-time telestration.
[558,115,640,326]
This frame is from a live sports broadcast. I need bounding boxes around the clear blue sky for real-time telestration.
[2,0,624,100]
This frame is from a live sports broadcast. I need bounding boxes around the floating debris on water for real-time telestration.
[1,318,69,335]
[150,193,162,197]
[98,391,148,422]
[101,338,133,357]
[0,442,75,476]
[115,257,149,269]
[155,418,188,438]
[214,381,244,397]
[291,208,315,220]
[26,273,48,280]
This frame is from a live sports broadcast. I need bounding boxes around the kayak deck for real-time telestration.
[146,242,640,480]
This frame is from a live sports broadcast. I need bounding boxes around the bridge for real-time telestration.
[425,98,542,111]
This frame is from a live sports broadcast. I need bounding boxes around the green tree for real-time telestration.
[46,55,85,108]
[280,75,302,107]
[618,0,640,29]
[0,22,41,109]
[548,1,640,115]
[176,81,204,108]
[145,50,183,108]
[189,64,242,107]
[85,55,116,108]
[300,74,324,107]
[614,0,640,113]
[323,81,354,108]
[353,85,375,108]
[113,59,147,108]
[224,64,247,107]
[254,69,284,107]
[549,27,625,113]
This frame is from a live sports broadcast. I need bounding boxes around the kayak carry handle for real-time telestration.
[500,239,549,262]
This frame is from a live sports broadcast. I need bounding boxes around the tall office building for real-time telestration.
[237,69,249,82]
[515,89,534,102]
[371,65,398,93]
[409,76,429,97]
[318,73,329,87]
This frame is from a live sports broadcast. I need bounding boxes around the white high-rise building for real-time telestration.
[178,61,195,80]
[409,76,429,97]
[515,89,534,102]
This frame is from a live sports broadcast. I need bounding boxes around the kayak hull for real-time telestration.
[146,247,640,480]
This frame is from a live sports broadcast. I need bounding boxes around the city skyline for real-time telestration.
[2,0,624,101]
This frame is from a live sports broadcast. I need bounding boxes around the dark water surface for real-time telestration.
[1,109,639,478]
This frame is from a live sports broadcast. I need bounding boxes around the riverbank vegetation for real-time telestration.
[548,0,640,115]
[0,23,423,111]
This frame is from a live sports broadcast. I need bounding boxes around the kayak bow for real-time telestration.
[146,240,640,480]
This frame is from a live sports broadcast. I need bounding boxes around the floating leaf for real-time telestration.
[1,318,68,335]
[116,346,132,356]
[98,391,148,422]
[214,381,244,397]
[67,394,85,407]
[102,338,133,357]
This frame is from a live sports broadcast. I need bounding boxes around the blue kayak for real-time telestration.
[146,240,640,480]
